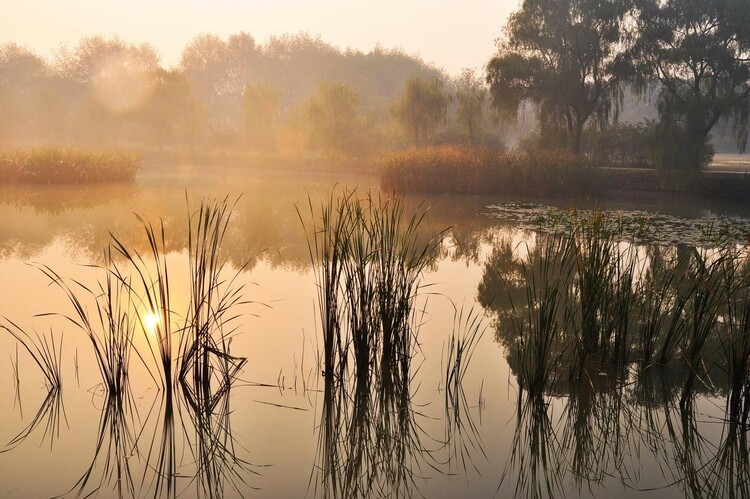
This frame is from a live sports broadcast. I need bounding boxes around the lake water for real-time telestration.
[1,163,750,498]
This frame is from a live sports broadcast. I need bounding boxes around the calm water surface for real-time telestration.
[1,163,749,498]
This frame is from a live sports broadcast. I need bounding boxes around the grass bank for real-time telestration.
[0,148,139,184]
[381,145,750,201]
[381,146,597,197]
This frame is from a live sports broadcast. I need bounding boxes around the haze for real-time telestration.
[1,0,516,74]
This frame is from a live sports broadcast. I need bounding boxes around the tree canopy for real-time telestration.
[455,68,487,145]
[486,0,633,154]
[632,0,750,171]
[393,78,449,147]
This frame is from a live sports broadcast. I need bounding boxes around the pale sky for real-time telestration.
[1,0,518,75]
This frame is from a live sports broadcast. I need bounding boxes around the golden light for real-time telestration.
[92,53,155,114]
[142,310,161,336]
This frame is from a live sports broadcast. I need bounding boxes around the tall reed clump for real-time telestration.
[500,207,750,420]
[299,189,444,387]
[0,148,139,184]
[380,146,597,197]
[302,190,444,497]
[718,250,750,420]
[567,210,640,372]
[36,248,136,397]
[109,197,249,397]
[32,197,248,399]
[178,198,249,406]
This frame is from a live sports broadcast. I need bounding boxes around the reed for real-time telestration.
[36,248,136,396]
[302,190,442,497]
[676,248,729,407]
[299,189,443,388]
[443,304,486,474]
[718,251,750,421]
[381,146,596,197]
[67,391,138,498]
[0,320,65,452]
[0,148,139,184]
[512,235,576,398]
[178,197,250,404]
[0,319,62,391]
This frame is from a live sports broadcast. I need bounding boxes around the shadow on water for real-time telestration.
[501,375,750,498]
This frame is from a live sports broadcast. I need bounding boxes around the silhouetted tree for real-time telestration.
[632,0,750,172]
[486,0,633,154]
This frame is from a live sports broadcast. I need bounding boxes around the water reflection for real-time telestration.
[4,168,750,497]
[502,376,750,498]
[479,220,750,498]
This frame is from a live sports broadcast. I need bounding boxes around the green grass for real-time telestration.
[0,148,139,184]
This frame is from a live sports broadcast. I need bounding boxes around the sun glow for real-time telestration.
[142,310,161,336]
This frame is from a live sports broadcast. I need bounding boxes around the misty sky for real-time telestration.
[2,0,517,75]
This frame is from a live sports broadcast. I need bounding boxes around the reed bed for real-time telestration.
[381,146,597,197]
[0,148,139,184]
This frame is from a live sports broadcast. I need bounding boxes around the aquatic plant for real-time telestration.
[299,189,443,386]
[178,197,250,404]
[36,249,136,397]
[302,189,444,497]
[0,319,62,391]
[0,321,65,453]
[443,304,486,474]
[511,234,575,398]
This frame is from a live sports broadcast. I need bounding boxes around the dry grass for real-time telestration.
[0,148,139,184]
[381,146,597,197]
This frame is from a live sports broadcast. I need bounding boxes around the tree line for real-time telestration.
[0,32,501,156]
[487,0,750,172]
[2,0,748,171]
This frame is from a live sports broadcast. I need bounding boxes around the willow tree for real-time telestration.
[486,0,633,154]
[456,69,487,145]
[393,78,448,147]
[305,82,361,155]
[632,0,750,172]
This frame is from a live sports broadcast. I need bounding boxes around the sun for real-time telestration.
[142,310,161,335]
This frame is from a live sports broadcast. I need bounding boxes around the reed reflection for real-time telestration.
[480,210,750,498]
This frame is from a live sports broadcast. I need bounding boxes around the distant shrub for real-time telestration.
[381,146,597,197]
[582,122,656,168]
[0,148,139,184]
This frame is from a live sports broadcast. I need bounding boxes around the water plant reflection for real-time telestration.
[479,210,750,419]
[302,190,446,497]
